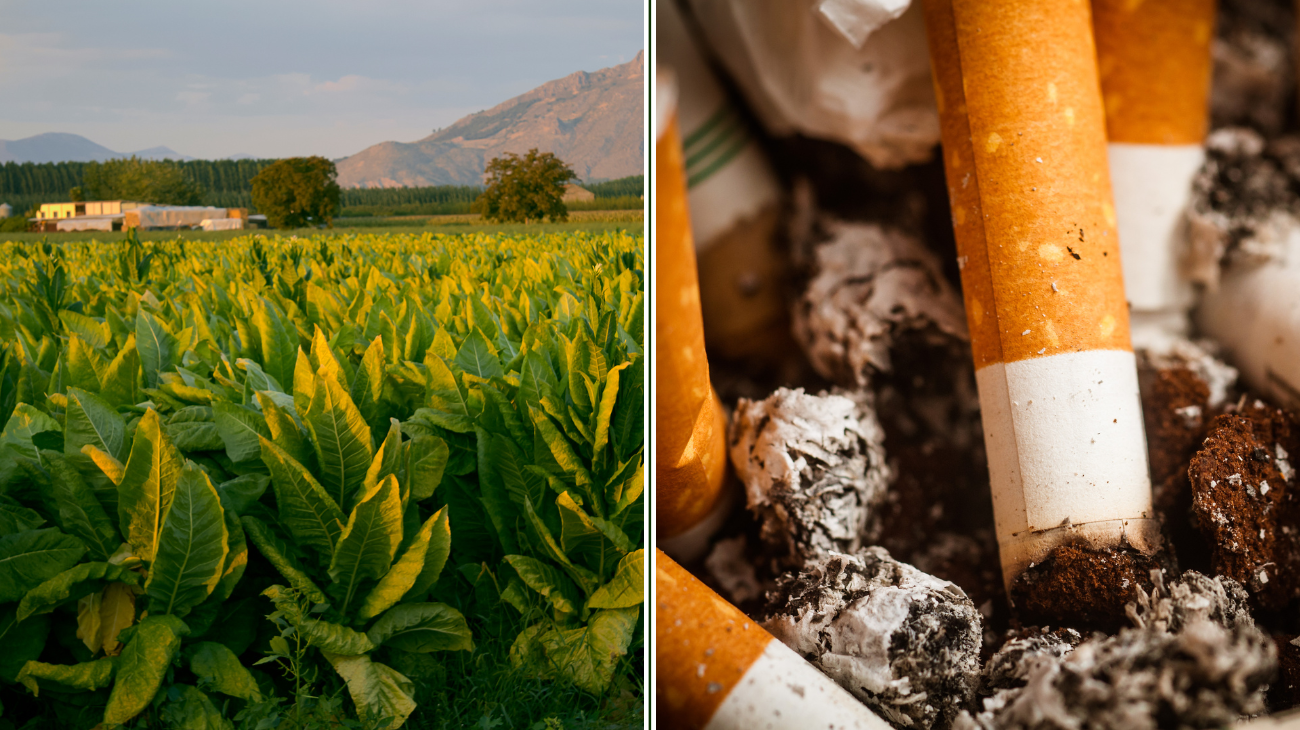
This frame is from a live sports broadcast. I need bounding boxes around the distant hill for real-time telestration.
[337,51,644,188]
[0,133,191,163]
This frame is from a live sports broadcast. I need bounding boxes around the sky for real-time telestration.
[0,0,645,160]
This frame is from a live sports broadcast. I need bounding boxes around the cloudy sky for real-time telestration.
[0,0,645,160]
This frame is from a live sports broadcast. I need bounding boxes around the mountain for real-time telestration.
[337,51,644,188]
[0,133,191,163]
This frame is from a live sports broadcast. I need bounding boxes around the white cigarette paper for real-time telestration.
[657,0,780,249]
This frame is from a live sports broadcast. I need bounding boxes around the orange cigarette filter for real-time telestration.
[655,550,890,729]
[921,0,1159,586]
[1093,0,1216,146]
[656,106,730,542]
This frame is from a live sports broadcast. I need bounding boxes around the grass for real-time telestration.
[0,210,643,244]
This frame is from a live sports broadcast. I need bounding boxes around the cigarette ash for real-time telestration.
[1188,399,1300,610]
[793,219,969,388]
[1009,544,1162,632]
[1138,342,1240,573]
[1210,0,1296,138]
[763,547,982,730]
[979,627,1082,695]
[959,571,1275,730]
[703,535,765,605]
[728,387,891,567]
[1187,128,1300,284]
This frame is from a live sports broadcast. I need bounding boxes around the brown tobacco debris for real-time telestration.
[1271,634,1300,711]
[1140,363,1212,513]
[1189,400,1300,610]
[1008,544,1159,631]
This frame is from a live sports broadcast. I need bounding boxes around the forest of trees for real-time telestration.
[0,158,643,217]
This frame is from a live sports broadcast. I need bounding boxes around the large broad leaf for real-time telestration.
[164,685,231,730]
[352,336,388,435]
[406,435,448,501]
[455,329,504,380]
[474,428,519,554]
[136,309,179,388]
[306,361,374,510]
[586,550,644,609]
[263,585,375,653]
[60,310,112,349]
[591,362,630,461]
[42,451,120,561]
[117,409,183,563]
[610,357,643,463]
[257,391,311,466]
[355,506,443,622]
[163,407,226,452]
[366,602,472,653]
[212,507,248,604]
[359,419,403,511]
[259,437,344,557]
[537,606,639,694]
[407,505,450,600]
[241,516,327,603]
[0,528,86,603]
[104,614,189,725]
[0,502,44,535]
[79,581,136,656]
[251,297,298,391]
[504,554,581,614]
[1,403,60,462]
[65,387,126,461]
[328,474,403,613]
[17,657,116,696]
[62,334,104,395]
[212,402,271,463]
[17,561,142,621]
[0,611,50,682]
[144,463,228,616]
[98,335,141,408]
[215,474,270,516]
[324,652,416,730]
[189,641,262,701]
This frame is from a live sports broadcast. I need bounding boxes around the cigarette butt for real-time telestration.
[1198,249,1300,411]
[658,0,790,363]
[921,0,1159,587]
[1093,0,1217,346]
[656,69,731,551]
[655,550,891,730]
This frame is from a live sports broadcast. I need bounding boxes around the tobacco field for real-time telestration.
[0,230,645,729]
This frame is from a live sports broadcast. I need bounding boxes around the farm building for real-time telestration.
[0,203,11,218]
[27,200,249,231]
[36,200,146,220]
[562,184,595,203]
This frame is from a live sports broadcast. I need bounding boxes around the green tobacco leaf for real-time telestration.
[522,496,598,596]
[60,310,111,349]
[262,585,375,653]
[63,334,104,395]
[324,653,416,730]
[212,402,271,463]
[238,358,284,394]
[406,435,448,501]
[117,409,183,563]
[165,685,231,730]
[407,505,450,600]
[213,507,247,603]
[586,550,643,609]
[0,528,86,603]
[360,419,403,511]
[241,516,327,604]
[17,561,141,621]
[42,451,120,561]
[352,336,387,434]
[519,349,559,409]
[2,403,60,461]
[189,641,262,701]
[474,428,518,554]
[591,362,630,460]
[215,474,270,516]
[610,358,642,462]
[530,407,592,488]
[251,297,297,390]
[99,335,141,407]
[17,656,116,696]
[366,602,472,653]
[104,614,189,725]
[257,391,311,466]
[65,388,126,462]
[0,611,50,682]
[163,412,226,453]
[0,502,45,535]
[355,507,442,622]
[145,463,228,616]
[136,309,179,388]
[538,606,639,694]
[306,361,373,510]
[83,444,126,485]
[259,437,344,557]
[504,555,580,614]
[455,329,503,380]
[328,475,403,613]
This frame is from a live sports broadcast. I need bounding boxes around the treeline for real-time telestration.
[586,175,643,198]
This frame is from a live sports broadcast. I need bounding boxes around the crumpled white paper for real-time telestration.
[685,0,938,169]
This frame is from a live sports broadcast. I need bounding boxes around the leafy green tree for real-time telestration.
[250,157,342,229]
[83,157,204,205]
[475,149,577,223]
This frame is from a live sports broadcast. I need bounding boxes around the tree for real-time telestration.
[83,157,203,205]
[250,156,341,229]
[475,149,577,223]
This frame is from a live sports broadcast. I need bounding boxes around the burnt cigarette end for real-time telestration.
[963,571,1274,729]
[763,548,982,730]
[729,387,891,567]
[1008,544,1160,632]
[1189,399,1300,610]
